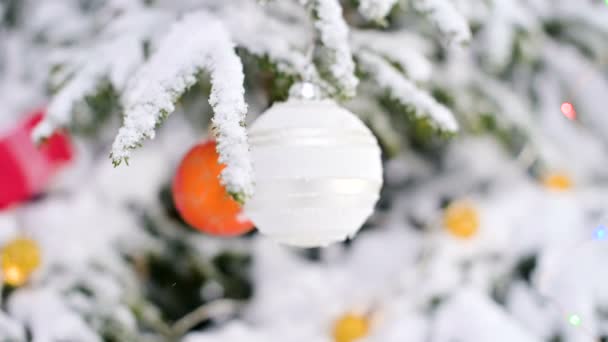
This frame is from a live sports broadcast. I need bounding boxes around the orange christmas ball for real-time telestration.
[172,140,253,236]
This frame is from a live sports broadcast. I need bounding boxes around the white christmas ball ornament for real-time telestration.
[245,99,383,247]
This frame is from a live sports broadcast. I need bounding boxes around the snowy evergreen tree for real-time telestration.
[0,0,607,341]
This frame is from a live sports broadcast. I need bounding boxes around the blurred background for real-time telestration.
[0,0,607,341]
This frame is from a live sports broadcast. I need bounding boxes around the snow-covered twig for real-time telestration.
[303,0,358,98]
[352,29,433,83]
[172,299,243,337]
[110,11,253,201]
[223,2,309,77]
[411,0,471,46]
[357,50,458,132]
[358,0,399,23]
[32,10,170,143]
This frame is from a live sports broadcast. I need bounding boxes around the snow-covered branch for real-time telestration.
[32,10,170,143]
[352,29,433,83]
[357,0,399,23]
[411,0,471,46]
[434,290,539,342]
[357,50,458,133]
[303,0,358,98]
[222,2,309,77]
[110,11,253,201]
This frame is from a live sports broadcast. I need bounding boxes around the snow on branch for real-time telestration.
[357,0,399,23]
[411,0,471,46]
[303,0,358,98]
[352,29,433,83]
[32,10,169,143]
[222,2,309,77]
[110,11,253,201]
[357,50,458,132]
[435,290,538,342]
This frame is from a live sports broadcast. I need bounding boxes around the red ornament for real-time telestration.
[172,140,253,236]
[0,109,74,210]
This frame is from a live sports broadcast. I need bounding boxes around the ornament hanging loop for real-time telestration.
[289,64,325,100]
[289,81,323,101]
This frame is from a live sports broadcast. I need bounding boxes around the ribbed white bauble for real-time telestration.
[244,99,383,247]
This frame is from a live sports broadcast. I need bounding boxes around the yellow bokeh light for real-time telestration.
[542,172,573,191]
[1,238,41,287]
[443,200,479,239]
[3,265,26,287]
[332,313,370,342]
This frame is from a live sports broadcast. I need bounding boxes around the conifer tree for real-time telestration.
[0,0,607,341]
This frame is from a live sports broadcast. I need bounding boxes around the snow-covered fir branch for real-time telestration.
[357,0,399,23]
[357,50,458,132]
[110,11,253,201]
[352,29,433,83]
[475,0,537,71]
[303,0,359,98]
[32,9,170,143]
[411,0,472,46]
[222,1,309,77]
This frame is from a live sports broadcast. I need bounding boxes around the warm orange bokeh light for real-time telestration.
[443,200,480,239]
[542,172,573,191]
[4,265,26,287]
[1,237,41,287]
[332,313,370,342]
